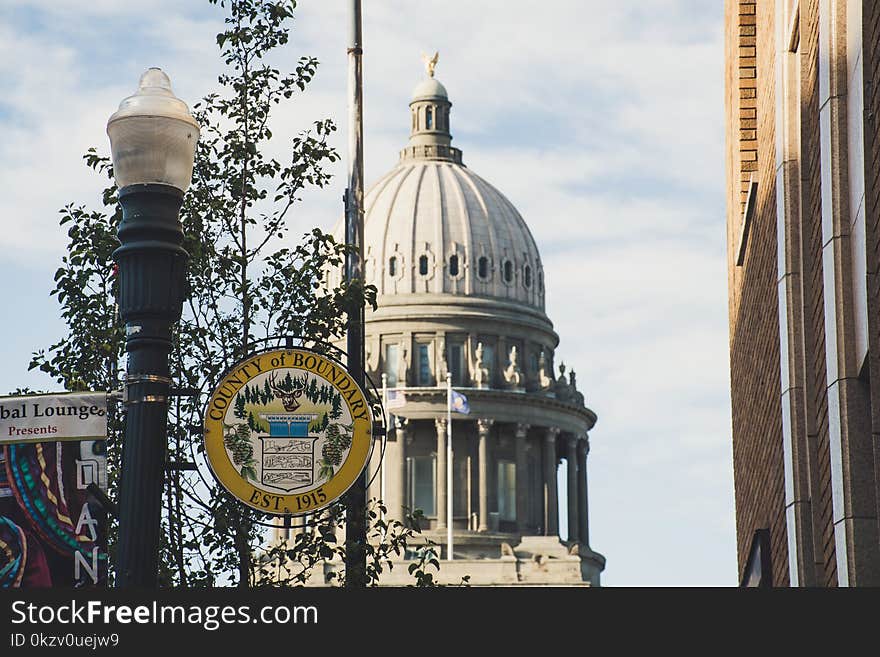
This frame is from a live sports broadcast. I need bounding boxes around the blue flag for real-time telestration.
[450,390,469,414]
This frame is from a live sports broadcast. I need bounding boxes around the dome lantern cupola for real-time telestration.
[401,52,463,164]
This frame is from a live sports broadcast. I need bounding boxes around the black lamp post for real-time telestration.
[107,68,199,587]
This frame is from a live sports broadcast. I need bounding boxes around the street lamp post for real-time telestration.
[107,68,199,587]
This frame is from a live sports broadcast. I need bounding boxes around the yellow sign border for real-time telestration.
[203,348,373,515]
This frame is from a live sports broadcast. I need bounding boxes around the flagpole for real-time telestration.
[446,372,453,560]
[381,373,387,510]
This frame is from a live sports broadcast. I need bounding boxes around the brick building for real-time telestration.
[725,0,880,585]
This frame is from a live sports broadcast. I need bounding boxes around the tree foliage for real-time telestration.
[30,0,448,588]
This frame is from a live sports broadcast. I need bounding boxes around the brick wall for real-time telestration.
[726,0,789,586]
[863,0,880,573]
[725,0,880,587]
[727,0,759,328]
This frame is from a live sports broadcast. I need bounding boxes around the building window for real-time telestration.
[389,256,398,277]
[481,343,494,380]
[736,176,758,267]
[448,343,465,385]
[497,461,516,522]
[503,260,513,284]
[477,256,489,280]
[538,270,544,293]
[740,528,772,587]
[417,343,433,386]
[426,106,433,130]
[409,455,436,516]
[524,265,532,288]
[449,254,459,277]
[384,343,399,387]
[419,254,429,276]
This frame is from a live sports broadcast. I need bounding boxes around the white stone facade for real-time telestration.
[284,66,605,586]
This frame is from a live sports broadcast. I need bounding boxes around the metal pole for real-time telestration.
[381,373,387,508]
[446,372,453,560]
[114,184,188,587]
[343,0,367,589]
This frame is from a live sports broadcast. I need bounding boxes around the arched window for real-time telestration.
[449,254,459,277]
[478,256,489,280]
[419,254,429,276]
[389,256,397,277]
[524,265,532,288]
[426,106,433,130]
[538,271,544,293]
[503,260,513,283]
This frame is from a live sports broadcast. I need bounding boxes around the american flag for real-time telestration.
[386,390,407,409]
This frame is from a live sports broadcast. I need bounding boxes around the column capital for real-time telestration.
[545,426,561,441]
[578,435,590,456]
[515,422,531,438]
[434,417,448,434]
[477,418,495,435]
[566,433,579,448]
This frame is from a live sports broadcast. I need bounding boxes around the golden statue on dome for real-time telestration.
[421,51,439,77]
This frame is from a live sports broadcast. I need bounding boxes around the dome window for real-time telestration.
[538,270,544,294]
[449,254,459,277]
[503,260,514,284]
[389,256,398,277]
[524,265,532,288]
[477,256,490,280]
[426,106,433,130]
[419,254,429,275]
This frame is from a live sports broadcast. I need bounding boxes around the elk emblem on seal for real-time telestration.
[268,371,304,412]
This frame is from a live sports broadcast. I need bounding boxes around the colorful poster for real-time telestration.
[0,439,108,588]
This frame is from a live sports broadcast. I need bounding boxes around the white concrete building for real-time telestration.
[283,63,605,586]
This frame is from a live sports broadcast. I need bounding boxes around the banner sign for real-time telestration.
[0,393,108,445]
[204,348,373,515]
[1,439,108,587]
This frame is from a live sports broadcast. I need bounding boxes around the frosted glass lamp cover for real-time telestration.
[107,68,200,191]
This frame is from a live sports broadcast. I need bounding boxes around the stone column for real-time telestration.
[384,419,408,523]
[435,418,447,530]
[543,427,560,536]
[477,418,494,531]
[515,423,531,534]
[577,436,590,545]
[566,434,579,543]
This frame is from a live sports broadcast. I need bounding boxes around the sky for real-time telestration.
[0,1,731,586]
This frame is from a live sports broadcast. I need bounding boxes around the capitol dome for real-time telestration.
[363,149,546,312]
[411,76,448,100]
[330,61,555,362]
[320,60,604,586]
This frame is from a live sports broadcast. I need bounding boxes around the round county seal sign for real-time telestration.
[203,348,373,515]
